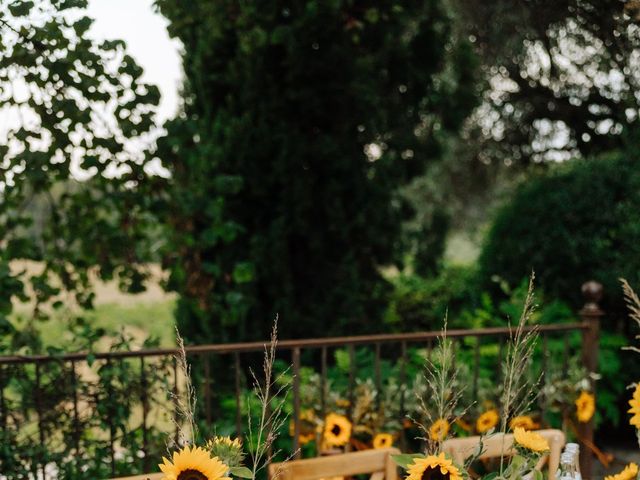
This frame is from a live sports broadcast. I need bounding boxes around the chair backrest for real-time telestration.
[442,429,565,478]
[268,448,401,480]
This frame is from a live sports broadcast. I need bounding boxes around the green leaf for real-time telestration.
[232,262,255,284]
[8,1,34,16]
[391,453,423,469]
[229,466,253,478]
[73,16,93,36]
[481,473,499,480]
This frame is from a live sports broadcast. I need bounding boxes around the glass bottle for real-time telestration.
[556,452,578,480]
[564,443,582,480]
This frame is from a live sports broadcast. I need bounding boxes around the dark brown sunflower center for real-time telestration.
[331,425,342,436]
[177,469,208,480]
[421,466,450,480]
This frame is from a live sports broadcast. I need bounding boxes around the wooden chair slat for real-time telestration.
[269,447,400,480]
[442,429,565,478]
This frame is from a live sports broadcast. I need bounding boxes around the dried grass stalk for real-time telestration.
[171,328,198,446]
[247,318,296,479]
[414,316,467,454]
[498,273,540,473]
[622,278,640,355]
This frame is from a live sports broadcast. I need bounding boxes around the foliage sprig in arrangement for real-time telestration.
[393,276,549,480]
[158,321,290,480]
[622,279,640,452]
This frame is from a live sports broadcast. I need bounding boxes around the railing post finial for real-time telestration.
[580,280,604,316]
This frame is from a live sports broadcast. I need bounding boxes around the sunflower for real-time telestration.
[628,384,640,429]
[476,409,499,434]
[513,427,549,453]
[575,391,595,423]
[509,415,539,431]
[372,433,394,449]
[159,445,229,480]
[205,436,244,469]
[289,409,317,445]
[206,436,241,450]
[323,413,352,447]
[406,452,463,480]
[429,418,450,442]
[604,462,639,480]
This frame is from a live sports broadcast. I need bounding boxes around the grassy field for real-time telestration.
[10,261,177,349]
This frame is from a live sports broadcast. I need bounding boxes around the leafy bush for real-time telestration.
[384,265,480,331]
[479,152,640,320]
[384,268,575,331]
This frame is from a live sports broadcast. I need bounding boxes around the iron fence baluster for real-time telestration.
[203,353,212,426]
[562,334,570,378]
[106,358,116,479]
[0,365,5,434]
[497,336,505,382]
[292,347,301,459]
[540,333,548,422]
[140,357,149,473]
[400,341,407,452]
[347,345,356,423]
[70,360,81,464]
[473,338,480,399]
[234,352,242,438]
[173,356,180,445]
[320,346,327,424]
[374,343,381,408]
[35,361,46,479]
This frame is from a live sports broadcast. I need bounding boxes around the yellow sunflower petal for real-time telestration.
[406,453,463,480]
[509,415,539,431]
[604,462,638,480]
[513,427,549,452]
[159,445,229,480]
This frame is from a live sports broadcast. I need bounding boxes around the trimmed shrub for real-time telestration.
[479,152,640,323]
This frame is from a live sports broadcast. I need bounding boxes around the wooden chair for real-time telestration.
[442,429,565,478]
[268,448,401,480]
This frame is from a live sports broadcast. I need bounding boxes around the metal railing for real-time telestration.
[0,281,604,479]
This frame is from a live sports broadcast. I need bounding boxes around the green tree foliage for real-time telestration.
[479,152,640,323]
[0,0,160,336]
[456,0,640,165]
[154,0,480,341]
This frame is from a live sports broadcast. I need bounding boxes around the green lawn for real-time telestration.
[11,299,177,350]
[8,261,177,351]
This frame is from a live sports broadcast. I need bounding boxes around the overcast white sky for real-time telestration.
[86,0,182,123]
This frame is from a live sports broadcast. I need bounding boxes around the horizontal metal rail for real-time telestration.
[0,322,589,365]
